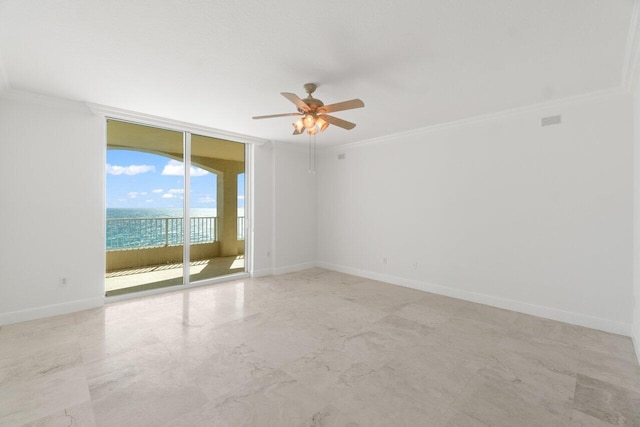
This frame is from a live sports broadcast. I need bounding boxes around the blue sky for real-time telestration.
[106,150,244,210]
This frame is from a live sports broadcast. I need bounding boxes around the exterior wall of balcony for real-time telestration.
[106,242,217,271]
[106,241,245,271]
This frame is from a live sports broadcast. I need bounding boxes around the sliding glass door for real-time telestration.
[105,120,246,297]
[188,134,246,284]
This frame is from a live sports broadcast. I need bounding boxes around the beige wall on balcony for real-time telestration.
[192,155,244,257]
[106,241,246,272]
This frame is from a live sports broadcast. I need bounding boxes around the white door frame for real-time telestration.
[90,104,266,301]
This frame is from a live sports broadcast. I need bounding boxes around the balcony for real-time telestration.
[105,216,245,296]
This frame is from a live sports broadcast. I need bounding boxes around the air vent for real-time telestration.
[541,115,562,127]
[338,153,346,160]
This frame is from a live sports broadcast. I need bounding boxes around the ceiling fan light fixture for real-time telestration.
[307,126,319,135]
[293,118,304,133]
[316,117,329,132]
[303,113,316,129]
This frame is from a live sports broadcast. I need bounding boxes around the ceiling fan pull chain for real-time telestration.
[308,133,317,174]
[308,133,312,174]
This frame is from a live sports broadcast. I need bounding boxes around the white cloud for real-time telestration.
[146,199,153,203]
[190,167,209,177]
[106,164,155,176]
[162,193,174,199]
[161,160,183,176]
[198,196,215,204]
[168,188,184,194]
[161,160,209,177]
[152,189,164,193]
[238,195,245,200]
[127,191,148,198]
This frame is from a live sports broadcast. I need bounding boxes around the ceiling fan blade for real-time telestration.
[281,92,310,112]
[320,114,356,130]
[318,99,364,114]
[252,112,302,120]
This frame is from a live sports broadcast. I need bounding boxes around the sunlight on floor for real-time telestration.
[230,257,244,269]
[105,256,245,293]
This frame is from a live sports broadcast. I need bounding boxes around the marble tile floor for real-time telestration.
[1,268,639,426]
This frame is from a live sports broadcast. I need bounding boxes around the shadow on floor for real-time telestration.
[105,256,245,297]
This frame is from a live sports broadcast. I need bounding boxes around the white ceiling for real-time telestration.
[0,0,635,145]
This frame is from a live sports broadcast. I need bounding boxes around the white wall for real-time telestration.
[272,143,317,274]
[317,92,634,335]
[0,93,106,323]
[633,82,640,361]
[251,142,275,276]
[251,142,317,276]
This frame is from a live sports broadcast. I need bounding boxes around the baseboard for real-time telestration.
[272,261,317,276]
[0,263,314,326]
[317,261,632,337]
[251,261,317,278]
[0,297,105,326]
[251,267,274,278]
[3,263,627,338]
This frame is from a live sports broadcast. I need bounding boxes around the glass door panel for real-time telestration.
[105,120,184,296]
[189,134,246,283]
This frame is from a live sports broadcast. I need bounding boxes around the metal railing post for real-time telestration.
[164,218,169,247]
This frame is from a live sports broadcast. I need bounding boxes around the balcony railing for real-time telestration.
[106,216,245,250]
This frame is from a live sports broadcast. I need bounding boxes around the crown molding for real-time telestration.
[0,87,91,112]
[87,103,268,145]
[323,87,628,152]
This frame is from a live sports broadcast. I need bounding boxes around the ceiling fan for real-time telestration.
[252,83,365,135]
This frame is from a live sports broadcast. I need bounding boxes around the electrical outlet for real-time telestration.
[383,257,387,265]
[58,277,68,287]
[413,262,417,270]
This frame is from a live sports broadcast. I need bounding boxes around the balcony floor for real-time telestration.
[105,255,244,296]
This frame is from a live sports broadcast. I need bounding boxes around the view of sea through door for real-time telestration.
[105,120,246,297]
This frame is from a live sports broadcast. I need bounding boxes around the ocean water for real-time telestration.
[106,208,220,250]
[106,208,216,220]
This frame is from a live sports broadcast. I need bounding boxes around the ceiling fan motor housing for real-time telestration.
[301,98,324,113]
[301,83,324,113]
